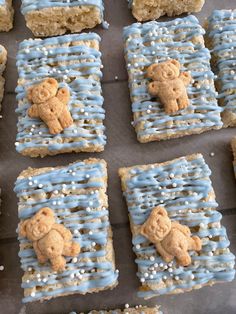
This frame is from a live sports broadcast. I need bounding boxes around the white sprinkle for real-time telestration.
[31,292,35,297]
[72,257,78,263]
[149,274,154,279]
[70,273,75,279]
[15,142,20,146]
[208,252,213,256]
[125,304,129,309]
[74,229,79,235]
[115,76,118,80]
[175,276,179,280]
[38,184,43,188]
[28,181,33,186]
[154,263,159,267]
[115,269,119,274]
[150,256,155,262]
[152,270,156,275]
[89,231,93,235]
[209,235,213,239]
[0,265,4,271]
[28,267,32,272]
[185,201,189,205]
[52,201,57,206]
[42,278,47,283]
[200,223,205,228]
[36,273,41,278]
[144,272,149,278]
[37,278,41,282]
[140,278,145,283]
[85,174,90,179]
[159,263,164,268]
[26,280,30,283]
[168,268,173,273]
[172,183,177,188]
[86,207,91,212]
[160,200,164,204]
[136,244,141,250]
[169,173,174,178]
[191,274,195,280]
[80,269,85,274]
[163,276,167,280]
[92,242,96,247]
[161,191,165,196]
[210,152,215,157]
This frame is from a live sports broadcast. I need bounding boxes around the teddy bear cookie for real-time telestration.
[27,77,73,135]
[141,206,202,266]
[19,207,80,272]
[146,59,192,114]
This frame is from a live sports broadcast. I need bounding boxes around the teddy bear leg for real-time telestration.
[33,242,48,264]
[59,108,73,129]
[188,236,202,251]
[63,241,80,257]
[46,119,63,135]
[178,92,189,110]
[176,252,191,267]
[164,100,179,114]
[50,256,66,272]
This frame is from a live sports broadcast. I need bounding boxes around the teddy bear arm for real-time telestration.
[33,242,48,263]
[179,72,192,86]
[148,81,160,96]
[50,255,66,272]
[52,224,73,241]
[63,241,81,257]
[57,87,70,106]
[188,236,202,251]
[28,104,39,118]
[155,242,174,263]
[176,251,192,267]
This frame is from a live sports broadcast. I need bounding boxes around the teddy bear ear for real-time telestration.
[154,206,168,217]
[146,63,159,78]
[38,207,54,218]
[18,219,29,237]
[45,78,58,87]
[169,59,180,69]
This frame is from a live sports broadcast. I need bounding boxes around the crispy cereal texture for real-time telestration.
[141,206,202,266]
[147,60,192,114]
[85,306,162,314]
[0,0,14,31]
[21,2,102,37]
[19,207,81,272]
[130,0,205,21]
[27,78,73,135]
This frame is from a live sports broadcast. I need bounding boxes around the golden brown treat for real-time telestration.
[19,207,80,272]
[130,0,205,21]
[147,60,192,114]
[0,0,14,31]
[141,206,201,266]
[27,78,73,135]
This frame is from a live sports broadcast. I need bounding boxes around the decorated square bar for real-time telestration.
[128,0,205,22]
[0,0,14,31]
[231,137,236,178]
[14,158,118,303]
[21,0,104,37]
[15,33,106,157]
[123,16,222,143]
[119,154,235,299]
[0,44,7,110]
[206,10,236,127]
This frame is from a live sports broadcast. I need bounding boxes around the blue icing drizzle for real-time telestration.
[14,160,118,303]
[207,10,236,117]
[21,0,104,19]
[15,33,106,155]
[123,16,223,142]
[121,154,235,298]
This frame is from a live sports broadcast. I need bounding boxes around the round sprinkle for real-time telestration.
[210,152,215,157]
[36,273,41,278]
[152,270,156,275]
[125,304,129,309]
[163,276,167,280]
[42,278,47,283]
[159,263,164,268]
[0,265,4,271]
[136,244,141,250]
[26,279,30,283]
[154,263,159,267]
[80,269,85,274]
[169,173,174,178]
[31,292,35,297]
[115,269,119,274]
[92,242,96,247]
[175,276,179,280]
[191,274,195,279]
[28,267,32,272]
[140,278,145,283]
[150,256,155,262]
[70,273,75,279]
[74,229,79,235]
[168,268,173,273]
[38,184,43,188]
[172,183,177,188]
[144,272,149,278]
[72,257,78,263]
[89,231,93,235]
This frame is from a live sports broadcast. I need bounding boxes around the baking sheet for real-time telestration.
[0,1,236,313]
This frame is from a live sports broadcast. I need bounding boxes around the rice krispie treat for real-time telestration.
[206,10,236,127]
[70,306,162,314]
[14,158,118,303]
[0,44,7,110]
[123,16,223,143]
[15,33,106,157]
[128,0,205,22]
[119,154,235,299]
[0,0,14,31]
[21,0,104,37]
